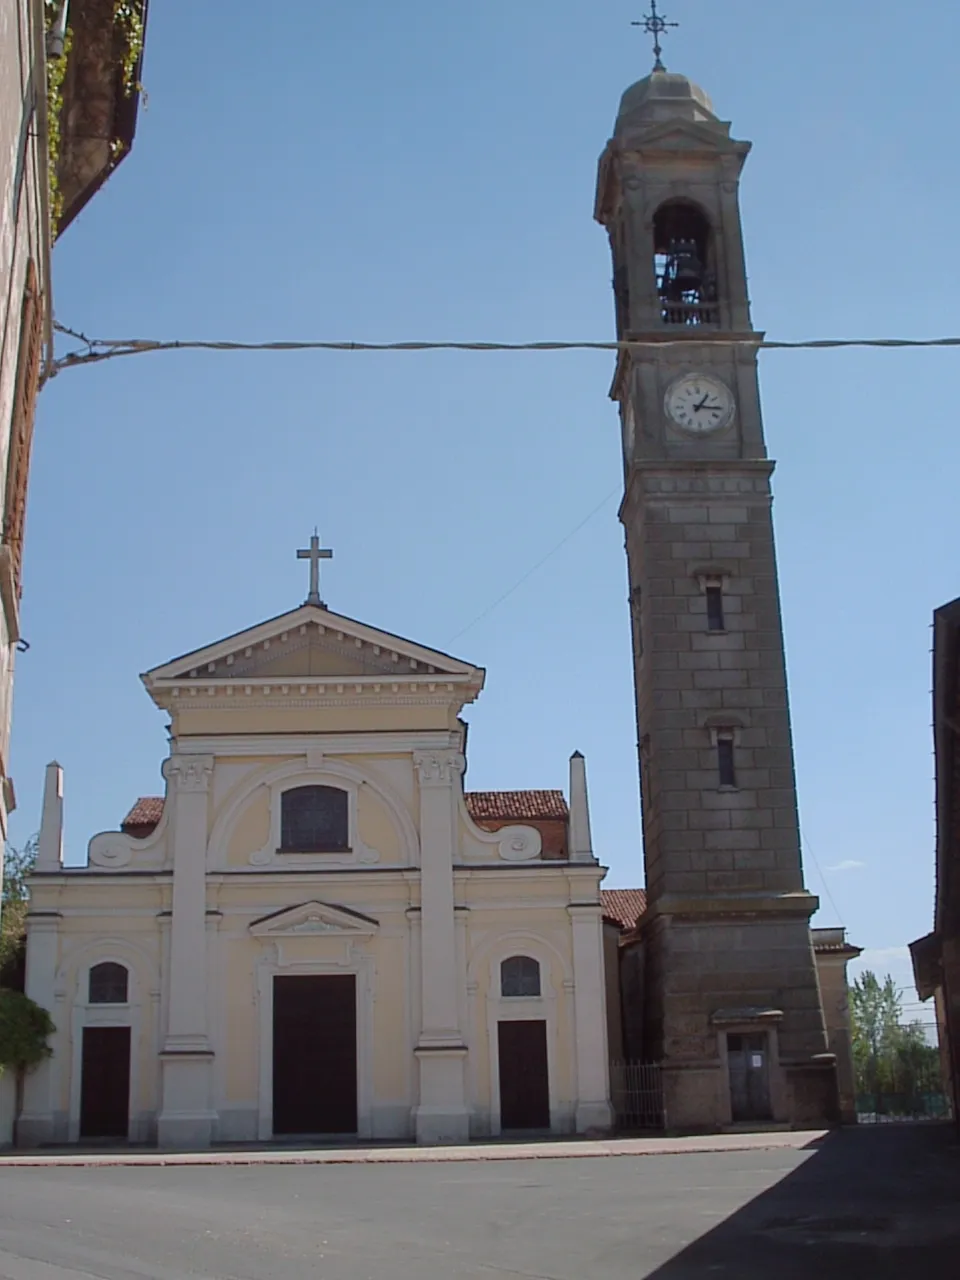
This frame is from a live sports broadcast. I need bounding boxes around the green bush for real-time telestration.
[0,989,54,1074]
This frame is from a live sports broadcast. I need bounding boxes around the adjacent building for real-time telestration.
[911,596,960,1126]
[21,552,612,1147]
[0,0,147,893]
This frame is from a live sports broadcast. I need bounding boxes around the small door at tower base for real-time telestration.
[498,1020,550,1130]
[726,1032,772,1123]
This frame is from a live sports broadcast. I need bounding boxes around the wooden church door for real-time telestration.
[498,1020,550,1130]
[79,1026,131,1139]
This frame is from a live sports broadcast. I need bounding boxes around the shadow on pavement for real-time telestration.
[646,1123,960,1279]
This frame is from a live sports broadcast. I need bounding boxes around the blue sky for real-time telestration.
[13,0,960,1020]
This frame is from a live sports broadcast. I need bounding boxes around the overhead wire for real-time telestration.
[44,322,960,381]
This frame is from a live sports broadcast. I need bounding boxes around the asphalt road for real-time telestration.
[0,1126,956,1279]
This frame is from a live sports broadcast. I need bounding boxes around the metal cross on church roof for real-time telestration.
[632,1,679,73]
[297,531,333,608]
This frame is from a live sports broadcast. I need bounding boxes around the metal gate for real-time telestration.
[610,1061,665,1131]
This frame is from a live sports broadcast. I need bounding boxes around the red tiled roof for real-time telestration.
[465,791,568,821]
[601,888,647,931]
[122,796,164,829]
[121,789,570,833]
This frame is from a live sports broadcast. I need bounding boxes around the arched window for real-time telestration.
[89,962,128,1004]
[653,201,718,326]
[501,955,541,998]
[280,785,349,853]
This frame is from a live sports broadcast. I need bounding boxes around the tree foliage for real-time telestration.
[0,989,54,1074]
[0,836,36,985]
[850,969,941,1097]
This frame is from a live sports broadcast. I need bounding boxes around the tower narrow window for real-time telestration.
[717,735,737,789]
[706,583,725,631]
[653,202,718,327]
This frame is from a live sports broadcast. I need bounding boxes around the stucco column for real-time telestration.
[157,753,216,1148]
[412,749,469,1145]
[568,902,614,1133]
[17,916,60,1146]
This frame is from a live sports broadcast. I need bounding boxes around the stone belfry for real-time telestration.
[595,60,839,1128]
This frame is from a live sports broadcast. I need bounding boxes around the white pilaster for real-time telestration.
[157,754,216,1148]
[412,749,470,1144]
[568,752,595,863]
[568,902,614,1133]
[36,762,63,872]
[17,916,60,1145]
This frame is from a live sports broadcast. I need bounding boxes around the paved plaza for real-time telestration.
[0,1125,956,1278]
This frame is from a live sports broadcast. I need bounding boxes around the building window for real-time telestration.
[717,735,737,789]
[280,785,349,852]
[706,583,725,631]
[89,962,128,1004]
[501,955,541,998]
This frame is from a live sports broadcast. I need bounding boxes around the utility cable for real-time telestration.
[45,322,960,381]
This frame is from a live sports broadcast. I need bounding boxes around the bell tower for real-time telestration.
[595,68,839,1128]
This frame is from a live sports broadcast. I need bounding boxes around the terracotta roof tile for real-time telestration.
[601,888,647,931]
[465,791,568,821]
[121,796,164,829]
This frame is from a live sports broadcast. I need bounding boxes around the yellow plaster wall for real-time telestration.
[224,786,271,867]
[357,787,404,864]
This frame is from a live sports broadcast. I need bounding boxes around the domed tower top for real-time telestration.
[615,70,718,132]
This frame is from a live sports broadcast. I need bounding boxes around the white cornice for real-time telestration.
[174,730,461,756]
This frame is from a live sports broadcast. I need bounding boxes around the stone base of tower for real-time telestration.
[643,898,841,1132]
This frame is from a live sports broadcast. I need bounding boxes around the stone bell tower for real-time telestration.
[595,69,839,1128]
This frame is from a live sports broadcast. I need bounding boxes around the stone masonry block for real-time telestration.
[689,809,732,830]
[680,690,723,710]
[670,501,711,517]
[693,670,748,689]
[729,808,774,829]
[679,651,720,671]
[720,650,760,670]
[691,632,745,651]
[673,542,713,559]
[710,506,748,523]
[704,829,761,851]
[701,788,758,810]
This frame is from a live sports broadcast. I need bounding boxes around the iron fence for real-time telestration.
[610,1061,665,1132]
[855,1092,952,1123]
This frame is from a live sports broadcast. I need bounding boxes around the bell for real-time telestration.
[667,238,703,292]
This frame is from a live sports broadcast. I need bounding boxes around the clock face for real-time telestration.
[664,374,736,434]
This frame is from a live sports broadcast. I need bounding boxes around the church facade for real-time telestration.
[20,562,612,1147]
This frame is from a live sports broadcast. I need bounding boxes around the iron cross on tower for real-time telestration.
[297,531,333,607]
[632,1,679,72]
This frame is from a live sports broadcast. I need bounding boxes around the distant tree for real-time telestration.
[0,836,37,989]
[1,836,53,1140]
[850,969,941,1099]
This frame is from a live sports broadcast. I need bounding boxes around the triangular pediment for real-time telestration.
[143,603,483,689]
[249,900,379,937]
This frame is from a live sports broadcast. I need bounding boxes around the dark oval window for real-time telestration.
[501,955,541,998]
[89,961,128,1004]
[280,785,349,853]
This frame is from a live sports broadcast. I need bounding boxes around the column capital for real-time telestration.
[163,754,214,793]
[413,750,465,788]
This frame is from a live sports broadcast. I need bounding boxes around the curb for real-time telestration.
[0,1130,829,1169]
